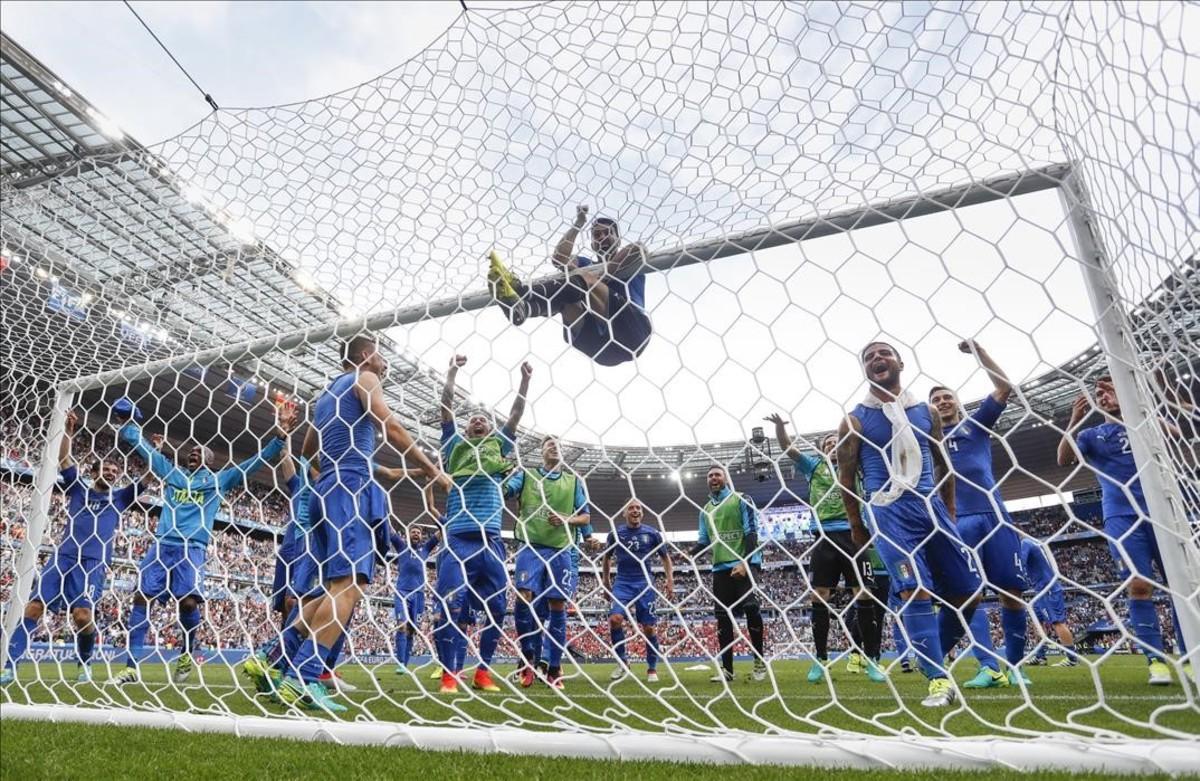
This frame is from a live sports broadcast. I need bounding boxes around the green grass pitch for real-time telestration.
[2,655,1196,779]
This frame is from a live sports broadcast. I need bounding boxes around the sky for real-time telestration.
[1,2,1122,447]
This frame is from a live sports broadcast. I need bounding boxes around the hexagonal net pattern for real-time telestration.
[1,1,1197,771]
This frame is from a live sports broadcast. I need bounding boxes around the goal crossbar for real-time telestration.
[59,163,1072,395]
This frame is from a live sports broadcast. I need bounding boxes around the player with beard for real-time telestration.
[837,342,982,708]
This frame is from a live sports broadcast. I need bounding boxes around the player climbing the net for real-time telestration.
[488,205,652,366]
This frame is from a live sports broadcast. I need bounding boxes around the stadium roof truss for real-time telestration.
[2,31,1195,480]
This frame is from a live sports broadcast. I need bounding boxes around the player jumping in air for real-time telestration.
[435,354,531,694]
[1020,536,1078,667]
[507,435,591,690]
[1057,377,1188,685]
[489,205,652,366]
[2,408,148,686]
[265,335,447,713]
[689,466,766,683]
[838,342,983,708]
[603,499,674,684]
[929,339,1031,688]
[111,401,295,686]
[765,415,885,683]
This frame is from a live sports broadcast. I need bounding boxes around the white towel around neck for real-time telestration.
[860,389,923,507]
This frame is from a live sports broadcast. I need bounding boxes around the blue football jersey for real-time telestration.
[57,465,142,563]
[608,524,665,587]
[1076,422,1147,519]
[945,395,1006,516]
[1019,537,1057,593]
[122,423,283,547]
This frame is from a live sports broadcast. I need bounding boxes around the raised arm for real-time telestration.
[609,242,647,275]
[837,414,868,548]
[358,369,449,491]
[300,422,317,462]
[1058,395,1091,467]
[928,407,956,519]
[961,339,1012,405]
[441,354,466,423]
[218,406,295,492]
[764,412,801,460]
[119,422,176,481]
[58,409,78,469]
[504,361,533,433]
[278,436,297,483]
[552,205,588,268]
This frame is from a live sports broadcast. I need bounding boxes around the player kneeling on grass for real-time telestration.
[838,342,984,708]
[2,409,148,686]
[113,401,294,687]
[688,466,767,683]
[489,205,652,367]
[603,499,674,684]
[1057,377,1189,686]
[507,436,591,690]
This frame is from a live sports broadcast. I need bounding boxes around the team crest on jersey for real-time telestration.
[899,563,912,580]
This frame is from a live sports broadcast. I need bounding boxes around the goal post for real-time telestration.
[1058,176,1200,681]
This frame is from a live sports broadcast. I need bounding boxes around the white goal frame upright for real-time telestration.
[3,163,1198,774]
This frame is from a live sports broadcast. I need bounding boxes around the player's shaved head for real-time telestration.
[186,443,214,471]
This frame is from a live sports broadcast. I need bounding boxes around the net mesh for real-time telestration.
[1,0,1197,764]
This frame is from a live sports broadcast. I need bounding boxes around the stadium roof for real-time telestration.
[2,31,1195,495]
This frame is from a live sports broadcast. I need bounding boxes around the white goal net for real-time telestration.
[1,1,1197,773]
